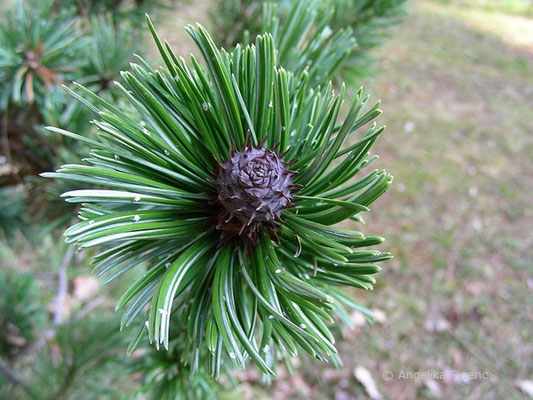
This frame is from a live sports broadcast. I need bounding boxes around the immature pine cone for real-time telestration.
[214,146,294,244]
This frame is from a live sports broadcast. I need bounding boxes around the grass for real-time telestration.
[430,0,533,18]
[293,1,533,398]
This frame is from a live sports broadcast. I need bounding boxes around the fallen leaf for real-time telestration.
[424,379,442,398]
[354,366,382,400]
[516,380,533,398]
[371,308,387,324]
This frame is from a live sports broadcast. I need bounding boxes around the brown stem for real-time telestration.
[53,245,75,325]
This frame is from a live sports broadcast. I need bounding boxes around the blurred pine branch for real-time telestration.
[210,0,408,85]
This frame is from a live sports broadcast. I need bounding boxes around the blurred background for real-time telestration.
[0,0,531,399]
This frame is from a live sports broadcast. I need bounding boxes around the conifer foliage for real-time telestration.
[0,0,159,184]
[212,0,408,85]
[44,16,393,376]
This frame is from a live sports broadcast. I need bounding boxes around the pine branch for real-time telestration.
[0,359,35,397]
[44,15,393,378]
[210,0,408,84]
